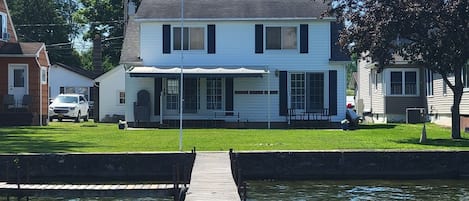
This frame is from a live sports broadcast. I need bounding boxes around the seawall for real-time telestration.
[231,151,469,180]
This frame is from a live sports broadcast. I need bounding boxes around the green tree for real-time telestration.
[329,0,469,139]
[74,0,125,70]
[7,0,82,66]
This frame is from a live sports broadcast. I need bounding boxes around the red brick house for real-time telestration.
[0,0,50,126]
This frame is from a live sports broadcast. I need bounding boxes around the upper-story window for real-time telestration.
[265,26,297,50]
[173,27,204,50]
[387,69,419,96]
[0,12,8,41]
[463,64,469,90]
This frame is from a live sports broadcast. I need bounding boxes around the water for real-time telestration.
[246,180,469,201]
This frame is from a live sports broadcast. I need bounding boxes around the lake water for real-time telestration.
[246,180,469,201]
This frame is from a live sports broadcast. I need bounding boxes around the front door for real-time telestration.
[8,64,28,105]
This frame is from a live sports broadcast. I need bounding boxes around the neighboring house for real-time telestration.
[0,0,50,126]
[356,56,469,128]
[121,0,350,128]
[49,63,96,101]
[94,65,126,122]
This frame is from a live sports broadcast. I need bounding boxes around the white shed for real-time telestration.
[95,65,126,122]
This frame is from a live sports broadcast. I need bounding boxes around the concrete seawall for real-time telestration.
[1,151,469,184]
[231,151,469,180]
[0,153,195,183]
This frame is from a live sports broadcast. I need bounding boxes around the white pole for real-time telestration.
[179,0,184,152]
[267,68,271,129]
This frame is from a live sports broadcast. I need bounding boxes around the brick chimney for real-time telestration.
[93,34,103,75]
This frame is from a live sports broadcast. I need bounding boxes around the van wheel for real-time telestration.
[84,111,89,122]
[49,117,53,122]
[75,111,81,123]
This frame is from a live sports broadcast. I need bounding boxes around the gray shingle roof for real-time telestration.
[136,0,330,20]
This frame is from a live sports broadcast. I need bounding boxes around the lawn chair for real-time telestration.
[2,94,15,112]
[133,90,151,126]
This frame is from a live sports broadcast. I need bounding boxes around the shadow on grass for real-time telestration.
[395,138,469,148]
[358,124,397,130]
[0,127,95,153]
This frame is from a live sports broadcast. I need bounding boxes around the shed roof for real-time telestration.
[0,42,44,55]
[136,0,331,20]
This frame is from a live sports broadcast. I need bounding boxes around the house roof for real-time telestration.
[53,63,97,79]
[128,66,269,78]
[136,0,331,20]
[0,42,44,56]
[120,15,141,65]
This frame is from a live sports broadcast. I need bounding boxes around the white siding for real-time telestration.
[48,65,94,99]
[131,19,348,123]
[357,58,372,114]
[427,74,469,115]
[96,66,126,122]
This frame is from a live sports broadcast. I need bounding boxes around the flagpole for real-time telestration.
[179,0,184,152]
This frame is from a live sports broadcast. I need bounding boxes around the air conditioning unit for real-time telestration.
[2,32,10,41]
[406,108,425,124]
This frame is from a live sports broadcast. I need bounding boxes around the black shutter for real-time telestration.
[255,24,263,54]
[300,24,309,53]
[208,24,216,54]
[163,24,171,54]
[279,71,288,116]
[154,78,162,115]
[225,78,234,116]
[329,70,337,115]
[59,87,64,94]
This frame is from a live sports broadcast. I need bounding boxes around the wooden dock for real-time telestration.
[0,182,184,198]
[185,152,241,201]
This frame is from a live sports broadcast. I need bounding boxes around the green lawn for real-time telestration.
[0,122,468,153]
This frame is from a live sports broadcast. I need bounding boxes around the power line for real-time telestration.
[15,20,124,27]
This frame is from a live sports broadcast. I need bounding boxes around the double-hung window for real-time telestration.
[464,64,469,90]
[166,79,179,110]
[389,70,418,96]
[173,27,204,50]
[206,78,222,110]
[266,26,297,50]
[425,69,433,96]
[290,73,305,110]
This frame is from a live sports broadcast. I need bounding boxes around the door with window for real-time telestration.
[290,72,324,113]
[8,64,28,105]
[165,78,199,114]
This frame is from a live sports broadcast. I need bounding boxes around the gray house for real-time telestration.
[356,56,469,129]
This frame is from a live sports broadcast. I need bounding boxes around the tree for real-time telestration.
[74,0,125,70]
[329,0,469,139]
[7,0,82,66]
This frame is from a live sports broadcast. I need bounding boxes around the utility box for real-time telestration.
[406,108,425,124]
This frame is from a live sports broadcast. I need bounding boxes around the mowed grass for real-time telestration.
[0,121,468,153]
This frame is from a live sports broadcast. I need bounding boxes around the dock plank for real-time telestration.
[185,152,240,201]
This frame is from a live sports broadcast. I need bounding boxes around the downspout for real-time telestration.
[36,57,43,126]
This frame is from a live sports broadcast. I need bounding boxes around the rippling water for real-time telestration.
[246,180,469,201]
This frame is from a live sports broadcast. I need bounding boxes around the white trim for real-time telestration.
[384,68,420,97]
[40,67,47,84]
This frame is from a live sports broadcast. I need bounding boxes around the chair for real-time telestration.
[3,94,15,112]
[21,94,32,112]
[133,90,151,125]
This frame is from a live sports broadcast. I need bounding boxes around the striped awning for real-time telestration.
[128,66,269,78]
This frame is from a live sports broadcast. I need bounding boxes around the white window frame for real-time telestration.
[425,69,433,97]
[0,12,7,41]
[40,67,47,85]
[173,26,205,51]
[117,91,125,105]
[290,73,305,110]
[206,78,223,110]
[265,26,298,50]
[463,64,469,91]
[385,68,420,96]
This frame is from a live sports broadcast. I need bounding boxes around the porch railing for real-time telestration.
[288,108,331,122]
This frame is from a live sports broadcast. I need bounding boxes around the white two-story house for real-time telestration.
[122,0,350,128]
